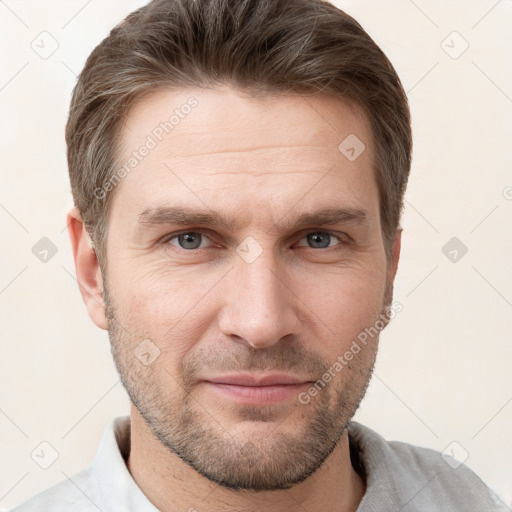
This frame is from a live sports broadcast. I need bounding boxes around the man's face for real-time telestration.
[102,86,397,491]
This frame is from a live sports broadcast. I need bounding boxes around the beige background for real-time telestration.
[1,0,511,509]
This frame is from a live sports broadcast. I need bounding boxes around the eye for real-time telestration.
[164,230,346,252]
[167,231,212,250]
[297,231,343,249]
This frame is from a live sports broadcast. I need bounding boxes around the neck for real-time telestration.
[126,406,365,512]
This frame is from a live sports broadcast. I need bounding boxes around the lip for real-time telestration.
[203,373,311,386]
[201,374,313,405]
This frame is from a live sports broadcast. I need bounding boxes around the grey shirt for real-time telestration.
[11,416,509,511]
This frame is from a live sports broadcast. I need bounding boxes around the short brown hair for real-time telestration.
[66,0,412,267]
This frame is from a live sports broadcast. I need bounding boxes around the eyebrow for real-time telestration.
[137,205,368,232]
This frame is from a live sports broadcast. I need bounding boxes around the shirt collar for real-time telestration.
[91,415,159,512]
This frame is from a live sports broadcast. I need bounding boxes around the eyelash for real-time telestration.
[162,229,348,251]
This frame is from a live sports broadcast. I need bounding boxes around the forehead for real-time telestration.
[113,86,377,224]
[120,86,372,156]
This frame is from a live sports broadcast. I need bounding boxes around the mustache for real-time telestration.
[180,342,329,388]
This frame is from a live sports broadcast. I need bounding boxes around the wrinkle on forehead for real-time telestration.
[157,143,331,160]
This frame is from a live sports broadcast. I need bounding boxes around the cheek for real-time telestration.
[297,262,387,344]
[118,270,221,363]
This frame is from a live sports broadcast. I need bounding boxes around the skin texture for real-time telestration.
[68,86,401,512]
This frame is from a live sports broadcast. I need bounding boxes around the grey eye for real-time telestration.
[174,232,204,249]
[306,232,333,248]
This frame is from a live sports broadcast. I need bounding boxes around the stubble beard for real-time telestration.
[103,281,381,491]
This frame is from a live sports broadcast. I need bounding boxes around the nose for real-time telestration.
[218,251,302,349]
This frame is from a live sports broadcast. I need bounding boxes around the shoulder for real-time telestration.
[9,467,104,512]
[348,421,508,511]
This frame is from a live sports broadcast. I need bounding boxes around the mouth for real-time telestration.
[200,373,313,405]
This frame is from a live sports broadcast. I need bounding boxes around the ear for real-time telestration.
[389,227,402,282]
[67,207,107,330]
[383,228,402,312]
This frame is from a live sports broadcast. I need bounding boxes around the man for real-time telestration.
[12,0,507,510]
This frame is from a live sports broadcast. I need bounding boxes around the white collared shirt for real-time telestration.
[11,416,508,511]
